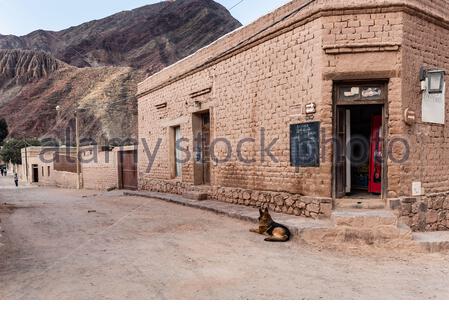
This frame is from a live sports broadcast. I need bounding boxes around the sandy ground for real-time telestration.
[1,176,449,299]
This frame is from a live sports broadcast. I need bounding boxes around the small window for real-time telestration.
[41,166,44,177]
[47,166,51,177]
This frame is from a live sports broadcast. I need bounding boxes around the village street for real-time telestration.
[1,175,449,299]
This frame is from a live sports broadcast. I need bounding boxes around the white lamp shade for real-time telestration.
[428,70,445,94]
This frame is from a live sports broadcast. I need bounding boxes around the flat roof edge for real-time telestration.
[137,0,449,97]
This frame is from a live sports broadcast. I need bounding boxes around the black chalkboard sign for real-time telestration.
[290,122,320,167]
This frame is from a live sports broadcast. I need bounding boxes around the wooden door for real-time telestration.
[335,107,346,198]
[119,150,137,190]
[201,113,211,184]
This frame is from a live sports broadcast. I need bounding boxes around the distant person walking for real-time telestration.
[0,168,3,176]
[14,173,18,188]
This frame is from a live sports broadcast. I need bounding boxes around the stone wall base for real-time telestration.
[140,178,333,219]
[392,192,449,232]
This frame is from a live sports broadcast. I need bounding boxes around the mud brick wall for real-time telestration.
[141,178,332,219]
[138,0,449,215]
[38,167,77,189]
[400,12,449,196]
[322,11,402,49]
[82,150,118,191]
[24,147,78,189]
[138,17,328,197]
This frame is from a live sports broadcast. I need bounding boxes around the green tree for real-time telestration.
[0,138,41,165]
[0,118,8,145]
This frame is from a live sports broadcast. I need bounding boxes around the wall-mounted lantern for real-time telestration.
[427,70,445,94]
[419,66,445,94]
[419,66,427,91]
[420,66,446,124]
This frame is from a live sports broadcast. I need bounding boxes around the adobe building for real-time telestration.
[21,146,79,188]
[21,145,138,191]
[80,145,138,191]
[137,0,449,232]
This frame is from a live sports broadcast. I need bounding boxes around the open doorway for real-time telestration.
[334,83,387,200]
[32,164,39,183]
[345,105,383,198]
[336,105,383,199]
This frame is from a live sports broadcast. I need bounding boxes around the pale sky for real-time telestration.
[0,0,291,36]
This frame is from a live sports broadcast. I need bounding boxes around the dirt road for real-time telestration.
[1,176,448,299]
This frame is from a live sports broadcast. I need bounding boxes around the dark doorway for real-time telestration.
[32,165,39,183]
[333,82,387,200]
[335,105,383,198]
[348,105,383,196]
[118,150,138,190]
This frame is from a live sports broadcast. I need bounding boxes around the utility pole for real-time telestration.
[56,105,83,189]
[25,147,29,182]
[22,140,33,183]
[75,109,81,190]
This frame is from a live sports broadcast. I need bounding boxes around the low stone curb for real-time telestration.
[122,191,332,238]
[123,191,449,252]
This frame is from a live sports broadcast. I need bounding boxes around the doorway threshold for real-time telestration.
[335,198,386,210]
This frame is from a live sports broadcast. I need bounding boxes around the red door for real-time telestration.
[368,115,382,194]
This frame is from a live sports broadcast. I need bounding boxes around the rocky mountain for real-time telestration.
[0,49,139,143]
[0,0,241,74]
[0,0,241,142]
[0,50,67,87]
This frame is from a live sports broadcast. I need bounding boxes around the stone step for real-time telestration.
[397,223,414,240]
[335,198,385,209]
[412,231,449,253]
[302,223,413,246]
[331,209,397,228]
[182,191,208,201]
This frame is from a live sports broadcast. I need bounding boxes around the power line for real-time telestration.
[138,0,316,98]
[228,0,244,11]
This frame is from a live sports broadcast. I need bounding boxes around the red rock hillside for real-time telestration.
[0,0,241,142]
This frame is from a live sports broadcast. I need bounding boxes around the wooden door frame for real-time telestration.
[117,151,124,189]
[332,80,389,201]
[192,109,211,186]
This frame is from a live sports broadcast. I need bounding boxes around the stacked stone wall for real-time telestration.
[395,192,449,231]
[141,179,332,218]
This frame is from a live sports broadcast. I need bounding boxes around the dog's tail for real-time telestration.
[264,235,289,242]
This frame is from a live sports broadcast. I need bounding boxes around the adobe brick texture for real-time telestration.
[137,0,449,227]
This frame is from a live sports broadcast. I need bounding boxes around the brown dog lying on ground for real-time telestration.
[250,207,291,242]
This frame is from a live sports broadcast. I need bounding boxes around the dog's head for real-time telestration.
[258,207,273,225]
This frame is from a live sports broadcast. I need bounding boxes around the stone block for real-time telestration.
[307,203,320,214]
[320,203,333,217]
[426,211,438,224]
